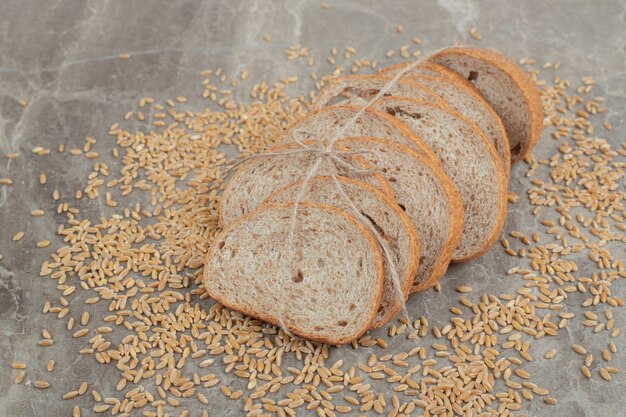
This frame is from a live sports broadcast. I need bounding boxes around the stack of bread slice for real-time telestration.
[204,47,544,344]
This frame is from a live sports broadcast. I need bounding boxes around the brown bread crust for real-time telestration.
[219,141,395,227]
[205,202,385,345]
[262,175,420,328]
[380,61,511,177]
[429,47,543,161]
[334,137,464,293]
[371,97,508,266]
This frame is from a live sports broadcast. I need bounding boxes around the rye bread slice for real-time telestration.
[203,202,384,345]
[381,62,511,177]
[370,97,507,262]
[280,105,437,161]
[334,138,463,292]
[311,74,447,111]
[428,47,543,162]
[263,176,420,328]
[219,142,394,226]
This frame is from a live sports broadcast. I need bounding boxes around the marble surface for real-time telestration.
[1,1,626,416]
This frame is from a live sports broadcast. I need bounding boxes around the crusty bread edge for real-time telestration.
[261,175,421,329]
[205,201,385,345]
[379,61,417,76]
[333,137,464,293]
[219,141,395,227]
[428,47,543,162]
[380,61,511,178]
[379,61,448,78]
[413,66,512,178]
[310,74,449,112]
[372,97,507,265]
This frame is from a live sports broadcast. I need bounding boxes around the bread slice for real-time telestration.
[280,105,437,161]
[334,138,463,292]
[428,47,543,162]
[380,61,511,177]
[311,74,447,111]
[370,97,507,262]
[204,202,384,344]
[263,176,420,328]
[219,142,394,226]
[380,61,448,78]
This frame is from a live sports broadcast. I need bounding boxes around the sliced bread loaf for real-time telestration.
[203,202,384,344]
[280,105,437,161]
[381,62,511,177]
[370,97,507,262]
[263,176,420,328]
[311,74,446,111]
[219,142,394,226]
[429,47,543,162]
[334,137,463,292]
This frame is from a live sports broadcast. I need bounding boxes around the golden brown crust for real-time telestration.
[415,64,511,178]
[311,74,448,111]
[379,61,448,78]
[379,61,511,178]
[435,100,507,264]
[466,48,543,159]
[371,97,507,268]
[429,47,543,162]
[218,141,395,227]
[260,175,420,329]
[420,74,510,179]
[205,201,385,345]
[411,178,463,292]
[333,137,464,294]
[378,61,412,76]
[419,61,453,75]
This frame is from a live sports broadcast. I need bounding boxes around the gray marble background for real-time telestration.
[1,1,625,416]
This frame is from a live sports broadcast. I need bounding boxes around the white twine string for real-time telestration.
[226,58,425,341]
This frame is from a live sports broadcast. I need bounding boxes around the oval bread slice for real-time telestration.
[280,105,437,161]
[429,47,543,162]
[204,202,384,345]
[263,176,420,328]
[219,142,394,226]
[311,74,447,111]
[381,61,511,177]
[334,137,463,292]
[370,97,507,262]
